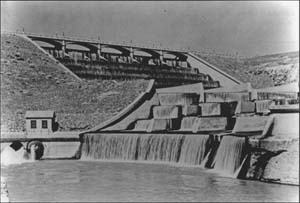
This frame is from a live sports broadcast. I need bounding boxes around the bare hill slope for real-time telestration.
[196,51,299,88]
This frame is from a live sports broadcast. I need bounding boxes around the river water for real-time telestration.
[2,160,299,202]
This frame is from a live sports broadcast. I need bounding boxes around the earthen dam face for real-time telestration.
[77,81,299,185]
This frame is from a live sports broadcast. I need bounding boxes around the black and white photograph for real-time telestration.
[1,1,299,202]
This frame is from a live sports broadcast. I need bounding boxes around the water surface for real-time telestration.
[2,160,299,202]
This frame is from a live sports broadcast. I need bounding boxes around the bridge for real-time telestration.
[15,31,242,88]
[25,32,190,66]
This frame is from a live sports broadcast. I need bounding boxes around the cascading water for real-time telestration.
[80,133,249,179]
[179,134,210,165]
[137,134,183,162]
[81,133,214,166]
[81,133,184,162]
[199,149,212,168]
[211,136,248,177]
[81,133,140,160]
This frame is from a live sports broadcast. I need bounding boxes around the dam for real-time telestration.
[1,80,299,202]
[73,81,298,185]
[1,31,299,202]
[3,79,298,183]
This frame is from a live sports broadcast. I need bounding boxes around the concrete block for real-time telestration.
[182,105,200,116]
[147,118,180,132]
[235,101,255,114]
[192,117,227,132]
[267,113,299,139]
[158,93,199,106]
[152,105,180,119]
[199,103,221,116]
[180,116,198,131]
[198,102,237,117]
[255,100,273,114]
[205,92,249,103]
[134,119,152,131]
[232,116,269,134]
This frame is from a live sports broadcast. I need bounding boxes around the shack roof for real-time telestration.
[25,110,55,119]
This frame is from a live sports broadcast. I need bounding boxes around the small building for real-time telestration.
[25,110,56,135]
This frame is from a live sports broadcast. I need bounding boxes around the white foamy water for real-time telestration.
[0,146,33,166]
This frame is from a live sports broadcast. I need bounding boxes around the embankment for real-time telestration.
[1,33,149,132]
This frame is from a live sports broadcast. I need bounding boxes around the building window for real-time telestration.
[31,120,37,129]
[42,120,48,129]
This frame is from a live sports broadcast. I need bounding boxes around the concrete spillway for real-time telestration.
[77,81,298,185]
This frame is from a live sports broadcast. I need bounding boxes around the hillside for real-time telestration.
[1,33,298,132]
[243,52,299,86]
[1,33,149,132]
[196,51,299,88]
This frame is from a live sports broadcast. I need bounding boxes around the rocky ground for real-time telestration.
[197,51,299,88]
[1,33,149,132]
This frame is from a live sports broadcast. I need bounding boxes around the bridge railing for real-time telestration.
[14,30,189,53]
[10,30,245,59]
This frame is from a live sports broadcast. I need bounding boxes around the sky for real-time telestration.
[1,1,299,57]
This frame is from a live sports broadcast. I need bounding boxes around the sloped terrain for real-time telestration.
[1,33,149,132]
[196,51,299,88]
[243,52,299,86]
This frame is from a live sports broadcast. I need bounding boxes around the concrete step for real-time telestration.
[134,119,153,131]
[232,115,269,134]
[235,100,256,114]
[182,105,200,116]
[180,116,198,131]
[198,102,237,117]
[157,93,199,106]
[152,105,180,119]
[205,92,249,103]
[199,103,221,116]
[133,118,181,132]
[192,117,227,132]
[255,100,273,114]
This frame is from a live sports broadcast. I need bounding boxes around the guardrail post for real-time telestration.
[159,50,164,65]
[129,47,134,63]
[97,43,102,60]
[62,40,66,58]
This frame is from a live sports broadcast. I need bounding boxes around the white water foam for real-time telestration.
[1,146,34,166]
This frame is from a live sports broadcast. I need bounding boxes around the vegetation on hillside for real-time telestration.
[196,51,299,88]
